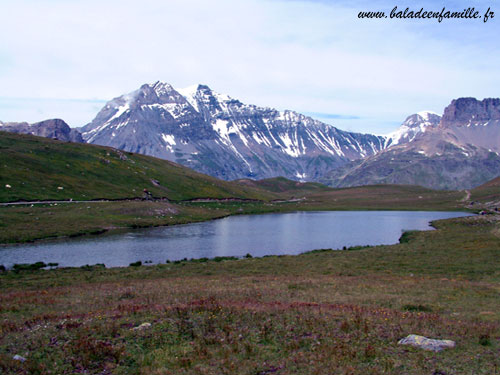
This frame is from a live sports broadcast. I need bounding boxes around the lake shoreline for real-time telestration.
[0,210,473,269]
[0,197,476,246]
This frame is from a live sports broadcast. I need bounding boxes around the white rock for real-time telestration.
[13,354,27,362]
[398,334,455,352]
[131,322,151,331]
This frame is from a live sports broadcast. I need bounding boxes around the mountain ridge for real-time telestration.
[321,97,500,190]
[2,84,499,190]
[80,81,387,181]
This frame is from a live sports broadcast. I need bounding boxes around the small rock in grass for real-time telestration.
[398,334,455,352]
[132,322,151,331]
[13,354,27,362]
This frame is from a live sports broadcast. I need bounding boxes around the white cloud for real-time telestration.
[0,0,498,132]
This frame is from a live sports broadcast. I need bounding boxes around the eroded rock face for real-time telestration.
[32,119,84,142]
[440,98,500,128]
[398,334,456,352]
[0,119,83,143]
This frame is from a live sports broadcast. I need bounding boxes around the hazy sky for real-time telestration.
[0,0,498,134]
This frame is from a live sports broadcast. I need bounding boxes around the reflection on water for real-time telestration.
[0,211,471,268]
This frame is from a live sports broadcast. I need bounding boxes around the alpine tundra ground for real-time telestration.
[1,215,499,374]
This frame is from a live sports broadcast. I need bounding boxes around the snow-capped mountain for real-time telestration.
[2,86,498,190]
[81,82,386,181]
[321,98,500,190]
[384,111,441,147]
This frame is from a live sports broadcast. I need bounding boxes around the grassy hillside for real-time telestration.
[236,178,466,210]
[471,176,500,203]
[305,184,465,211]
[235,177,332,196]
[0,132,276,202]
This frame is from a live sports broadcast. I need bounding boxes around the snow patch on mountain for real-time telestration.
[385,111,441,148]
[177,85,200,112]
[279,131,302,157]
[295,172,307,181]
[416,110,439,121]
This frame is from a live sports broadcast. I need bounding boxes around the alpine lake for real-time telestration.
[0,210,472,268]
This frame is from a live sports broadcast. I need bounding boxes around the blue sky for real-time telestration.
[0,0,498,134]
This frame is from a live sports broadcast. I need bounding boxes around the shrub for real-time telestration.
[213,256,238,262]
[399,230,419,244]
[402,304,433,312]
[80,263,106,271]
[479,334,491,346]
[13,262,47,272]
[347,245,370,251]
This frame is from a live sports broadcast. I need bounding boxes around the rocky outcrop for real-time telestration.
[0,119,83,143]
[440,98,500,128]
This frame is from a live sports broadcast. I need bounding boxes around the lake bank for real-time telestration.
[0,187,472,245]
[0,211,473,268]
[1,215,498,374]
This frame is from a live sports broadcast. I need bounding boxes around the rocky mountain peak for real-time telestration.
[196,84,212,93]
[384,110,441,147]
[81,81,387,181]
[440,97,500,127]
[132,81,187,106]
[410,111,441,127]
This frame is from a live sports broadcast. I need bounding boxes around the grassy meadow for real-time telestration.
[1,215,499,374]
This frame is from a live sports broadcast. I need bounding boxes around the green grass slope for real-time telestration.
[305,184,465,211]
[236,178,465,210]
[235,176,332,195]
[471,175,500,203]
[0,132,277,202]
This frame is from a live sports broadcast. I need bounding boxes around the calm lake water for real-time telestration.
[0,211,471,268]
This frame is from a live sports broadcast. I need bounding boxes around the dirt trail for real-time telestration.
[461,190,471,202]
[0,199,112,206]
